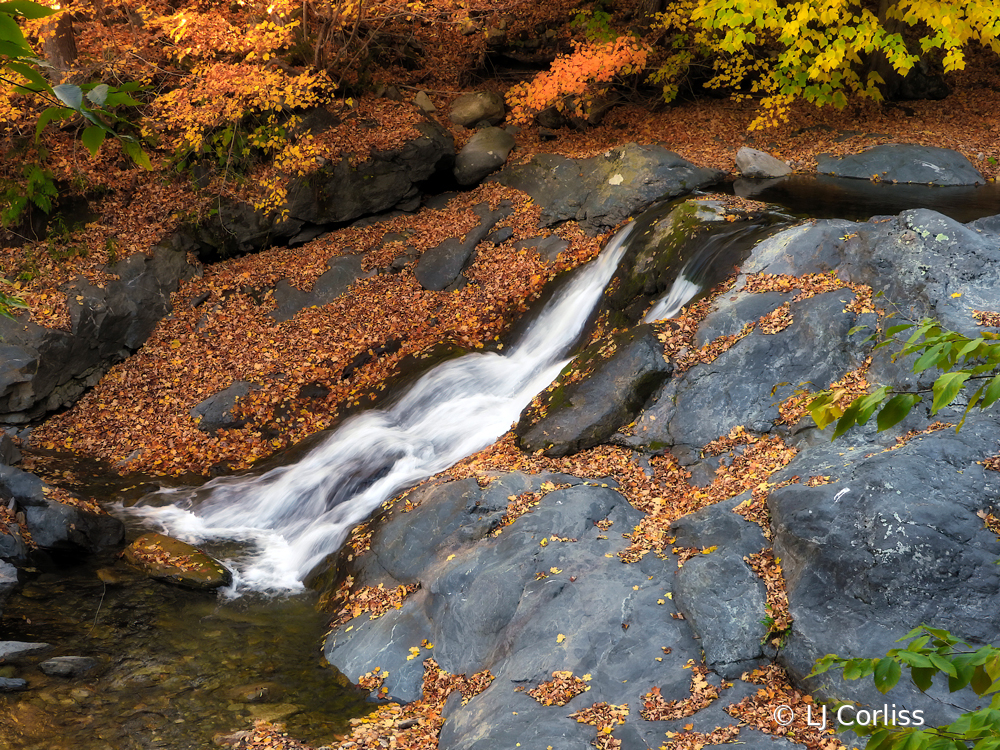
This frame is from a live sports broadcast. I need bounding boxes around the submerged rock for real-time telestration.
[123,533,232,590]
[39,656,98,678]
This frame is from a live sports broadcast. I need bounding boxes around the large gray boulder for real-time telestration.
[449,92,505,128]
[736,147,793,178]
[493,143,725,235]
[816,144,985,185]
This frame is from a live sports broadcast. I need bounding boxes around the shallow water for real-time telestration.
[0,553,369,749]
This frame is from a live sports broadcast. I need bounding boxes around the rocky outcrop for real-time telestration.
[736,147,793,179]
[0,245,198,424]
[413,201,513,291]
[493,143,725,235]
[816,144,985,185]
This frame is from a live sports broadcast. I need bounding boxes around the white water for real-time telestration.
[125,221,638,595]
[642,261,701,322]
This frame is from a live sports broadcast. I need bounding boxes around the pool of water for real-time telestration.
[0,551,370,750]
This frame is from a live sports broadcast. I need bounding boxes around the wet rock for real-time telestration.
[816,144,985,186]
[0,641,52,662]
[247,703,301,722]
[123,533,233,590]
[493,143,724,235]
[225,681,285,704]
[0,677,27,692]
[0,245,197,424]
[453,127,516,185]
[39,656,98,678]
[414,202,513,291]
[0,433,20,465]
[736,147,793,179]
[0,464,124,553]
[190,381,259,433]
[325,476,704,748]
[516,324,671,456]
[0,560,16,616]
[449,91,505,128]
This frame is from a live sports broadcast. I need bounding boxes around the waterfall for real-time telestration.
[124,221,638,595]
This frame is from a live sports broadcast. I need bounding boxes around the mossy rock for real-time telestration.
[123,533,232,590]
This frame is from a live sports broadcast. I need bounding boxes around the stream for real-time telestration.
[3,176,1000,749]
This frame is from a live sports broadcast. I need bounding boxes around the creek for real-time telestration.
[2,175,1000,749]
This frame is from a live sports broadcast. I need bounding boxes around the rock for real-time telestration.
[453,127,516,185]
[0,560,17,620]
[770,413,1000,726]
[516,324,672,456]
[628,290,875,453]
[39,656,98,678]
[123,533,233,590]
[0,433,20,465]
[736,147,793,178]
[0,464,124,553]
[0,677,27,692]
[493,143,725,235]
[0,641,52,662]
[190,381,259,433]
[180,120,454,261]
[414,202,513,291]
[514,235,569,262]
[269,254,371,322]
[816,144,985,186]
[0,245,197,424]
[247,703,300,722]
[225,681,285,704]
[413,90,436,114]
[449,91,505,128]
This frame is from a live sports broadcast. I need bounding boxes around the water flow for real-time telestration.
[125,222,638,595]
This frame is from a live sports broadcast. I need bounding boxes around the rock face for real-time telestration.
[123,533,232,590]
[816,144,985,185]
[322,196,1000,747]
[493,143,725,235]
[735,148,793,179]
[413,202,513,291]
[179,119,455,261]
[0,245,198,424]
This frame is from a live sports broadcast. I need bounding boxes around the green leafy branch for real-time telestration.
[808,318,1000,439]
[809,626,1000,750]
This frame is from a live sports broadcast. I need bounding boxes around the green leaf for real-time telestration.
[896,650,934,668]
[929,653,958,678]
[34,105,72,141]
[874,657,902,694]
[885,323,913,338]
[5,59,50,92]
[52,83,84,111]
[912,665,936,692]
[86,83,110,106]
[0,11,32,54]
[877,393,921,431]
[981,373,1000,410]
[832,400,862,440]
[81,126,105,157]
[971,665,993,695]
[121,139,152,170]
[0,0,55,18]
[932,371,971,414]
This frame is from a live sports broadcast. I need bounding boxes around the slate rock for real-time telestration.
[123,532,233,590]
[453,127,516,185]
[514,235,569,262]
[770,413,1000,726]
[494,143,724,235]
[629,290,875,453]
[39,656,98,678]
[269,254,370,322]
[517,324,672,456]
[0,677,27,692]
[0,464,124,552]
[449,91,505,128]
[0,640,52,662]
[325,476,704,750]
[190,381,258,433]
[414,202,513,291]
[816,144,985,186]
[736,147,793,179]
[0,245,197,424]
[0,433,20,465]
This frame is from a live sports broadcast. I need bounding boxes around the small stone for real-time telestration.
[0,676,27,692]
[123,533,233,590]
[39,656,98,678]
[0,641,52,662]
[413,91,435,114]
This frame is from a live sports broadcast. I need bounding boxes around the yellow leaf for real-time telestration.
[540,538,548,547]
[557,634,566,643]
[550,567,562,574]
[951,292,963,298]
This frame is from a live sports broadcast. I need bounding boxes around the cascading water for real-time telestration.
[125,221,639,595]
